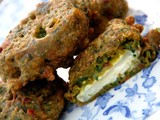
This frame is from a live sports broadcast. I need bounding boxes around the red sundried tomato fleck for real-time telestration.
[103,0,110,3]
[125,77,130,81]
[23,97,31,104]
[103,62,110,67]
[27,109,35,116]
[0,47,2,53]
[89,28,94,34]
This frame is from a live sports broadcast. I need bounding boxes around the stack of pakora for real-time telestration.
[0,0,128,91]
[0,0,160,119]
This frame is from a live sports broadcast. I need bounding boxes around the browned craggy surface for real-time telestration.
[71,0,128,53]
[0,76,67,120]
[0,0,89,90]
[0,0,129,92]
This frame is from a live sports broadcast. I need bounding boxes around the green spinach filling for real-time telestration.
[75,40,140,87]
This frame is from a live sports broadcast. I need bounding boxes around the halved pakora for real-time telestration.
[65,17,160,105]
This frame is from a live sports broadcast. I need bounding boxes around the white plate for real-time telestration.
[0,0,160,120]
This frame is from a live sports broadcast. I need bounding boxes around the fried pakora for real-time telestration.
[65,16,160,105]
[71,0,128,19]
[0,0,89,90]
[72,0,128,52]
[0,76,67,120]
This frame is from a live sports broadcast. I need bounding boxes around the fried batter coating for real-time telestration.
[71,0,128,19]
[0,76,67,120]
[71,0,128,53]
[0,0,89,90]
[65,17,160,105]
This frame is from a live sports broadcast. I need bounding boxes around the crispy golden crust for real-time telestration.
[0,77,67,120]
[0,0,89,90]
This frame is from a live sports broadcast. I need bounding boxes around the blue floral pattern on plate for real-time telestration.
[103,101,131,118]
[61,60,160,120]
[60,0,160,120]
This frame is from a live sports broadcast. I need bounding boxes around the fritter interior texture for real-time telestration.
[0,0,89,90]
[0,77,66,120]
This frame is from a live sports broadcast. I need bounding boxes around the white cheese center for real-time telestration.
[77,50,140,102]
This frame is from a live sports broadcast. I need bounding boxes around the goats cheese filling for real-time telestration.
[77,50,140,102]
